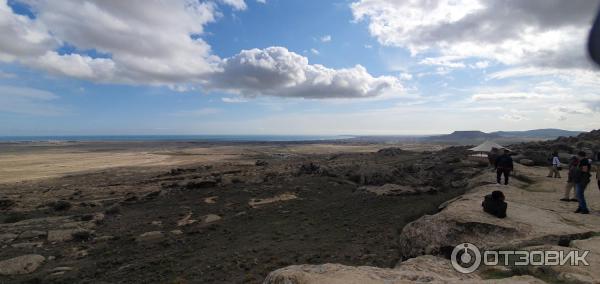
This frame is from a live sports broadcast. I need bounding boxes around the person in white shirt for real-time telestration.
[547,151,561,178]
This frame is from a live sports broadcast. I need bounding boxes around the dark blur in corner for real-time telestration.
[589,8,600,66]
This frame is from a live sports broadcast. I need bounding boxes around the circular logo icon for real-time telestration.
[451,243,482,274]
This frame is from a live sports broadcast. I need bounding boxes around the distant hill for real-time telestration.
[346,129,583,145]
[491,129,582,139]
[423,129,582,145]
[509,129,599,165]
[426,131,500,143]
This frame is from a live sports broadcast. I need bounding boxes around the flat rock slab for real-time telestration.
[18,230,47,239]
[517,237,600,283]
[176,212,197,227]
[0,233,18,244]
[0,254,45,275]
[204,196,218,204]
[264,255,544,284]
[203,214,221,223]
[136,231,164,243]
[399,183,598,258]
[249,193,297,208]
[47,228,90,242]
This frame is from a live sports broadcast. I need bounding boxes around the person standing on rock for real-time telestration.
[495,149,513,185]
[595,161,600,192]
[574,151,592,214]
[488,148,499,169]
[561,156,579,202]
[547,151,561,178]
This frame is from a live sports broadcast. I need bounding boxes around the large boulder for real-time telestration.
[398,184,596,259]
[136,231,165,243]
[263,255,543,284]
[515,239,600,283]
[203,214,222,223]
[0,233,18,244]
[0,254,45,275]
[264,256,476,284]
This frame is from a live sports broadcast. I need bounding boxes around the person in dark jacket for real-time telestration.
[495,149,514,185]
[574,151,592,214]
[482,190,507,218]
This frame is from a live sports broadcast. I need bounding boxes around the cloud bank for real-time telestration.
[0,0,402,99]
[351,0,599,70]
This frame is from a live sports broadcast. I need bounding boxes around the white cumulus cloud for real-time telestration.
[0,0,400,99]
[206,47,403,98]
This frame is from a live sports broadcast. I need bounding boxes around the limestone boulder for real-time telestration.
[203,214,222,223]
[0,233,18,244]
[136,231,164,243]
[0,254,45,275]
[398,184,595,259]
[263,255,544,284]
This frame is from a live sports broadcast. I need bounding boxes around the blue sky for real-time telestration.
[1,0,599,135]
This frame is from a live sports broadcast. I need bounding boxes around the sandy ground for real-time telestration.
[0,142,423,184]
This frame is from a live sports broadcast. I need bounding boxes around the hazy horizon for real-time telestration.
[0,128,585,141]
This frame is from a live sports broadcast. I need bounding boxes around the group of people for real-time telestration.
[555,151,600,215]
[483,148,599,218]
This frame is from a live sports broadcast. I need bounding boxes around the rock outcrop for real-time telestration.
[264,255,544,284]
[516,237,600,283]
[136,231,164,243]
[263,164,600,283]
[0,254,45,275]
[510,129,600,165]
[398,183,596,258]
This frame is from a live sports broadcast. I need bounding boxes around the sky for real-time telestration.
[1,0,600,136]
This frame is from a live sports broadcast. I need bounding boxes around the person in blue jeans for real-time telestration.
[574,151,592,214]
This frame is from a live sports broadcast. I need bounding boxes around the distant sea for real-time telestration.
[0,135,354,143]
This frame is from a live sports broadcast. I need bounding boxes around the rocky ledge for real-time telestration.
[265,165,600,283]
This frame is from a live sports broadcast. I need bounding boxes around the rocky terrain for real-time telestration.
[266,165,600,283]
[265,131,600,284]
[511,129,600,166]
[0,143,487,283]
[2,130,598,283]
